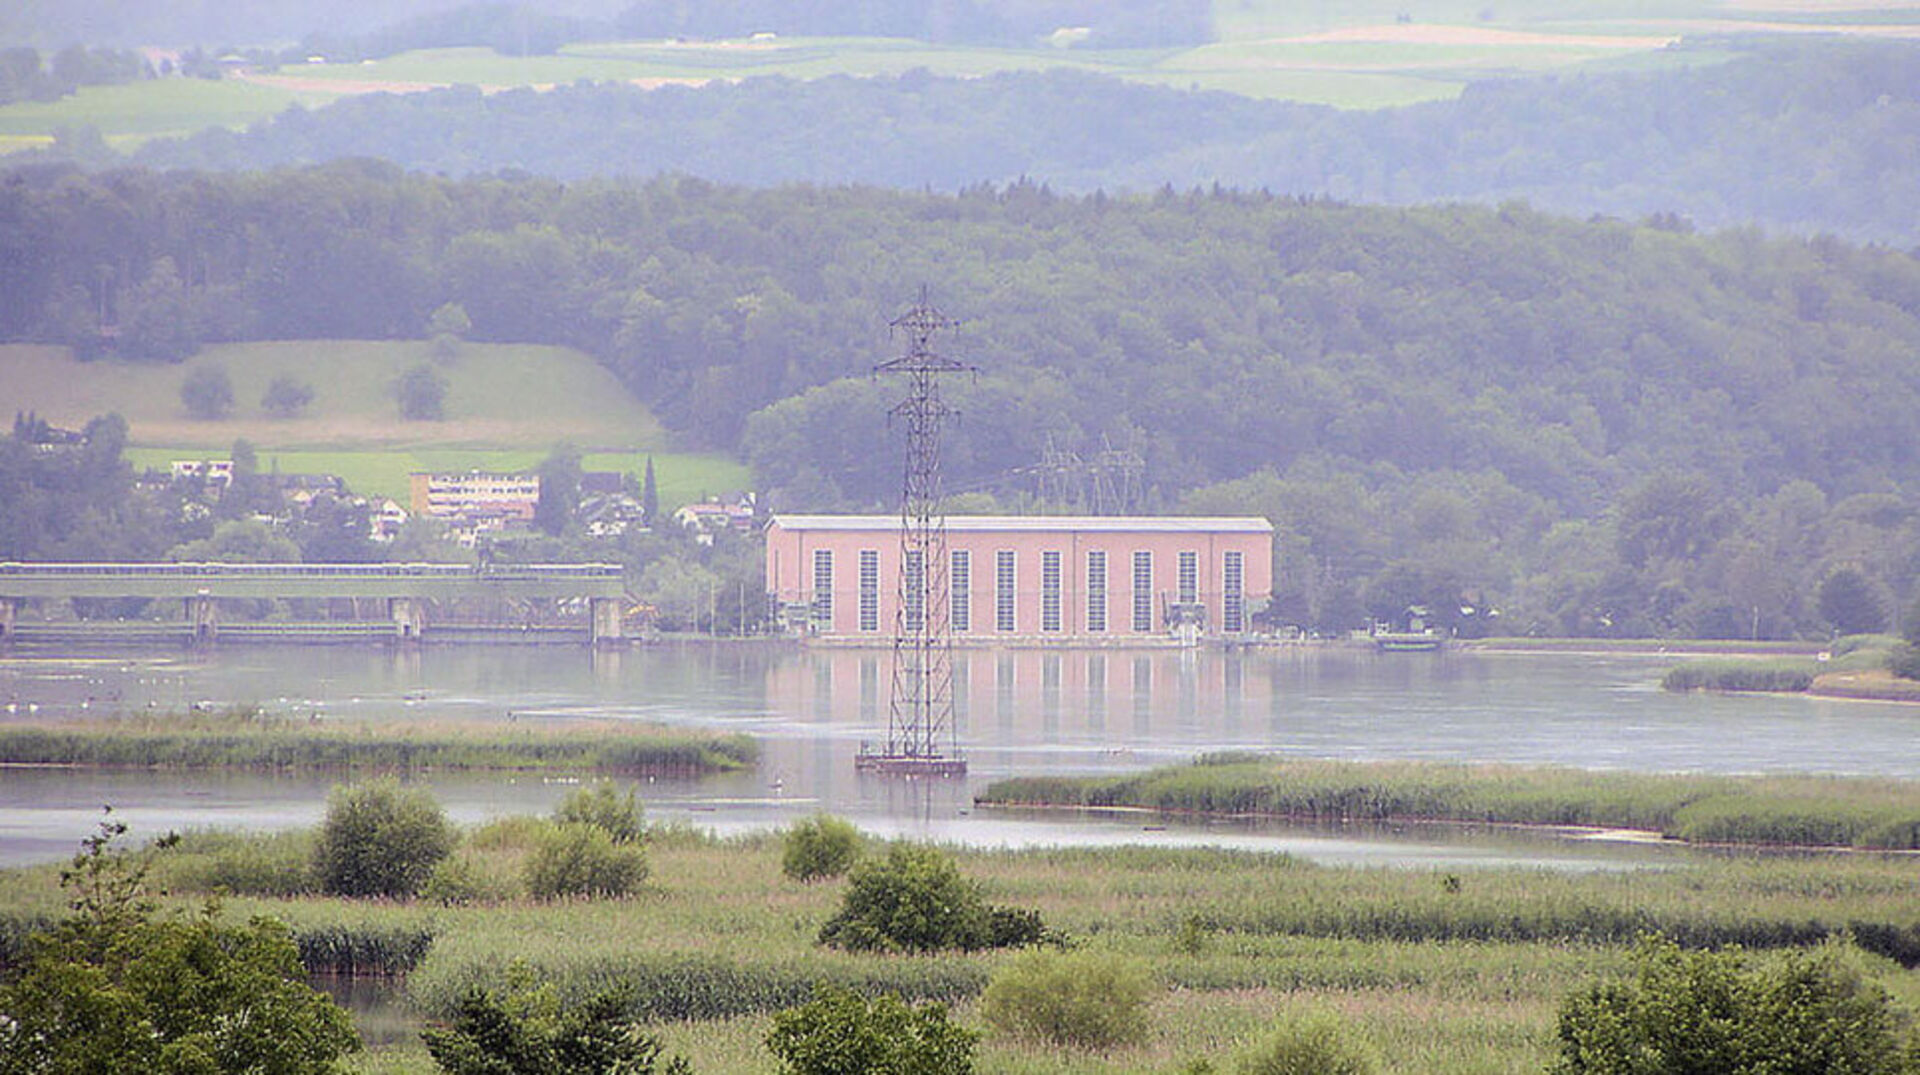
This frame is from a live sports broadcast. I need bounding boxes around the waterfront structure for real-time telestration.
[765,515,1273,643]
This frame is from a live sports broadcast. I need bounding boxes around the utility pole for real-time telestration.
[857,290,973,777]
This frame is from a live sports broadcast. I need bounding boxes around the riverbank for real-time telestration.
[977,755,1920,850]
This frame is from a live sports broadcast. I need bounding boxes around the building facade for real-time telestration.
[408,471,540,522]
[765,515,1273,642]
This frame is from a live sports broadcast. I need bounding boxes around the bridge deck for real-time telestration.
[0,562,626,600]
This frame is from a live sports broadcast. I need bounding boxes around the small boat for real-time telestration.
[1372,631,1441,652]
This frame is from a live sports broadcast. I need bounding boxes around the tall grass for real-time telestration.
[1660,659,1816,692]
[0,711,754,775]
[980,757,1920,850]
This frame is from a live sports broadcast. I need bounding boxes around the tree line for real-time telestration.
[2,164,1917,637]
[111,39,1920,246]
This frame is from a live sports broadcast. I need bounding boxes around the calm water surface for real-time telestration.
[2,643,1914,868]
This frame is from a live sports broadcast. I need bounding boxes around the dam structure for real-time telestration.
[0,562,627,645]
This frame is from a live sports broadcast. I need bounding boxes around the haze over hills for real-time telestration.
[122,39,1920,245]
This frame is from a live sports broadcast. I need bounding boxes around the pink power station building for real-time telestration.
[764,515,1273,643]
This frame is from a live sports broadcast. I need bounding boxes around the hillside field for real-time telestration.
[5,0,1911,151]
[0,340,750,505]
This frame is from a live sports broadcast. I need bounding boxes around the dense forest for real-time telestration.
[2,164,1917,638]
[117,40,1920,246]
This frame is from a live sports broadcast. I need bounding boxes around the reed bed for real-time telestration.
[9,811,1920,1075]
[979,756,1920,849]
[1660,658,1818,692]
[0,711,754,775]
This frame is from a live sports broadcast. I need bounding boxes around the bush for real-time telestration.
[818,843,1053,954]
[423,964,688,1075]
[782,814,861,881]
[1553,935,1914,1075]
[1890,643,1920,682]
[179,363,234,420]
[1235,1008,1378,1075]
[817,843,988,953]
[0,816,357,1074]
[765,985,976,1075]
[394,363,447,420]
[979,949,1154,1051]
[524,822,648,900]
[313,779,454,899]
[554,782,645,844]
[260,374,314,417]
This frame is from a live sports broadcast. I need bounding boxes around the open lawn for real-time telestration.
[0,339,749,504]
[6,1,1909,152]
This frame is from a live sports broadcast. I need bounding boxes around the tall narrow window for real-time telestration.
[811,548,833,627]
[1086,550,1107,633]
[858,549,879,632]
[903,548,925,633]
[1131,551,1153,632]
[1040,550,1062,633]
[1178,550,1198,605]
[950,550,971,632]
[995,550,1016,632]
[1223,550,1245,633]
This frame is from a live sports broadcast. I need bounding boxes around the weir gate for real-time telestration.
[0,562,627,645]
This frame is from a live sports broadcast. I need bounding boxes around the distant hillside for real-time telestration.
[2,165,1918,636]
[0,340,666,451]
[122,38,1920,245]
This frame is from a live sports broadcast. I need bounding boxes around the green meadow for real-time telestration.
[4,813,1919,1074]
[6,0,1895,151]
[1,340,750,504]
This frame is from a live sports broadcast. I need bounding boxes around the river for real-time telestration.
[2,642,1914,869]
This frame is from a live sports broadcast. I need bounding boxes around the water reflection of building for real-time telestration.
[768,648,1254,747]
[764,515,1272,643]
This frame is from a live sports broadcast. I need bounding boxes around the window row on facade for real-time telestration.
[806,547,1249,635]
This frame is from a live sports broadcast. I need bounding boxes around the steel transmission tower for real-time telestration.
[857,291,973,776]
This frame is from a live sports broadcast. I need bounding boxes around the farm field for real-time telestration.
[5,1,1915,152]
[1,340,750,505]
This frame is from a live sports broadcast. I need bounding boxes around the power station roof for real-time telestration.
[768,514,1272,533]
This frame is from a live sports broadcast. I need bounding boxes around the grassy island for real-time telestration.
[979,755,1920,850]
[0,707,755,776]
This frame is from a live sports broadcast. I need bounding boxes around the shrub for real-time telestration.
[0,816,357,1074]
[313,779,454,899]
[423,964,688,1075]
[818,843,989,953]
[1890,643,1920,682]
[554,782,645,844]
[260,374,314,418]
[394,363,447,420]
[979,949,1154,1051]
[524,822,648,900]
[1235,1008,1378,1075]
[818,843,1052,954]
[1553,935,1913,1075]
[782,814,861,881]
[179,363,234,420]
[765,985,976,1075]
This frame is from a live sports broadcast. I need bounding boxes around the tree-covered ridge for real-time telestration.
[2,165,1917,636]
[123,39,1920,245]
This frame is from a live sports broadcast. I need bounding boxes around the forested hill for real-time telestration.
[126,39,1920,245]
[3,166,1919,636]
